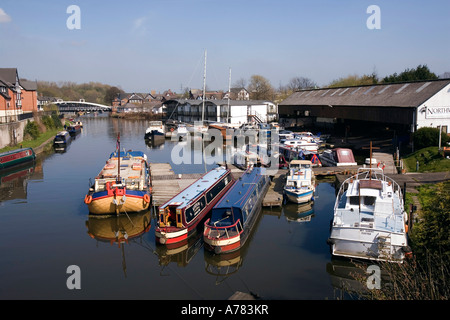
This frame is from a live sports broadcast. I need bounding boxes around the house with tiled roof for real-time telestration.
[0,68,38,122]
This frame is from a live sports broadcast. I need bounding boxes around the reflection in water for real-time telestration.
[85,210,152,277]
[282,202,315,223]
[204,207,265,286]
[0,160,42,202]
[155,232,203,268]
[326,257,392,299]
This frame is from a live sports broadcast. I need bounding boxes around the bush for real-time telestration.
[413,127,449,149]
[23,120,41,140]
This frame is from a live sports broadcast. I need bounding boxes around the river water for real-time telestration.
[0,114,361,300]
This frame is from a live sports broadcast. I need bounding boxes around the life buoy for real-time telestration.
[84,195,92,204]
[143,194,150,203]
[170,128,174,132]
[377,162,386,170]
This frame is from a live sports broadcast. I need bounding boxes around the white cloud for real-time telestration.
[132,16,148,35]
[0,8,11,23]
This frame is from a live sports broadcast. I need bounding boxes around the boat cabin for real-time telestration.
[209,167,269,228]
[158,167,233,228]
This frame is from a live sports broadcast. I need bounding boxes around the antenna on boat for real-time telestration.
[117,132,121,183]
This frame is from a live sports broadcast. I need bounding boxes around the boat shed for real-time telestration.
[278,79,450,136]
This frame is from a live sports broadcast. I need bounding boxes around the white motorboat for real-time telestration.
[280,139,319,153]
[283,160,315,204]
[328,167,412,262]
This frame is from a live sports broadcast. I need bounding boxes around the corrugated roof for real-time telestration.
[279,79,450,108]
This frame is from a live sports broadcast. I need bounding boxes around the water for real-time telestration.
[0,115,353,300]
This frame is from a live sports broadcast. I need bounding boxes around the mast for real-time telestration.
[227,67,231,124]
[202,49,207,124]
[116,132,121,183]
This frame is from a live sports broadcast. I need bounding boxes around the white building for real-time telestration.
[164,99,278,125]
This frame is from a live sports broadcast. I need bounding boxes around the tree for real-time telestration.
[247,75,275,100]
[287,77,317,91]
[413,127,450,149]
[104,86,124,105]
[382,65,438,83]
[328,73,378,88]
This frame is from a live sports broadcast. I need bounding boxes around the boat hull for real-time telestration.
[203,168,270,254]
[87,191,150,215]
[329,227,409,262]
[0,148,36,170]
[155,188,229,245]
[284,188,314,204]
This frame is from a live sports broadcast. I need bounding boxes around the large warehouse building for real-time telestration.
[278,79,450,137]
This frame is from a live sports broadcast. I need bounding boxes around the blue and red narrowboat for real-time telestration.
[203,166,271,254]
[155,166,234,246]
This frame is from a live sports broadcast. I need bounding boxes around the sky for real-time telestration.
[0,0,449,94]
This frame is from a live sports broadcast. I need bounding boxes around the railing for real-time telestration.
[204,218,243,240]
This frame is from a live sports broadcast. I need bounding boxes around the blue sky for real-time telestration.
[0,0,449,93]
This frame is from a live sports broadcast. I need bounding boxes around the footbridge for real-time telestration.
[55,100,112,112]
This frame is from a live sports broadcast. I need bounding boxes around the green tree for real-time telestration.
[382,64,438,83]
[410,181,450,263]
[104,86,124,105]
[413,127,450,149]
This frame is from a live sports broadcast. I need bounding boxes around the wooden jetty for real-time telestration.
[149,163,204,207]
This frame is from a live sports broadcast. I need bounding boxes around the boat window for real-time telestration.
[363,196,376,206]
[349,196,359,206]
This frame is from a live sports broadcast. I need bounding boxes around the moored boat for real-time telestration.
[0,147,36,170]
[203,166,271,254]
[328,167,411,262]
[84,137,152,215]
[144,121,165,141]
[155,166,234,246]
[283,160,315,204]
[319,148,357,167]
[67,124,82,136]
[53,130,71,146]
[280,138,319,152]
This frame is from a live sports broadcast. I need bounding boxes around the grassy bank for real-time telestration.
[0,128,61,154]
[403,146,450,172]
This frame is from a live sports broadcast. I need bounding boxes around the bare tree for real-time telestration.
[232,77,247,89]
[247,75,275,100]
[287,77,317,91]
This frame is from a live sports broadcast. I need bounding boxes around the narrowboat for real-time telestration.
[84,149,152,215]
[144,121,165,141]
[155,166,234,246]
[283,160,315,204]
[328,167,411,262]
[203,166,271,254]
[67,124,82,136]
[0,148,36,170]
[53,131,71,146]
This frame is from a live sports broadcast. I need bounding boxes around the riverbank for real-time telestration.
[0,128,59,155]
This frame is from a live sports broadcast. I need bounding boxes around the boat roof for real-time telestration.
[109,150,146,159]
[160,166,230,209]
[290,160,312,165]
[214,167,265,210]
[0,147,34,157]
